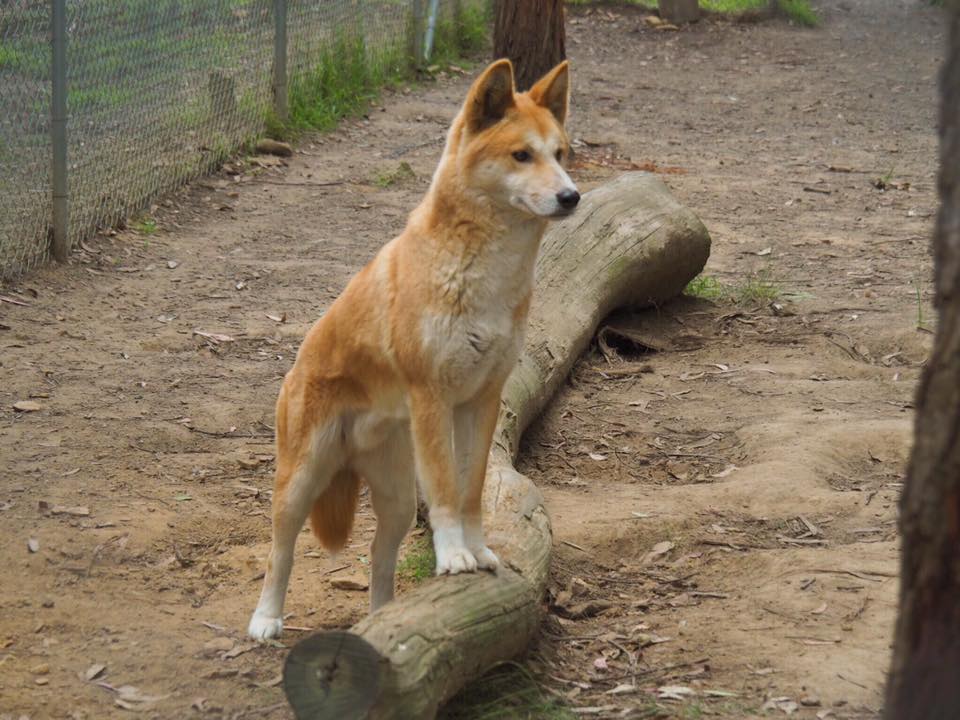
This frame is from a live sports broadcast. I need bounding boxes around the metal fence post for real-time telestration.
[423,0,441,62]
[410,0,425,70]
[50,0,69,262]
[272,0,288,121]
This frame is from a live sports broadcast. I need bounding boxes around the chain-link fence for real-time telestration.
[0,0,484,279]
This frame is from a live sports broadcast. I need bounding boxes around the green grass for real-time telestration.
[700,0,759,11]
[701,0,819,25]
[874,165,896,189]
[283,28,399,135]
[774,0,820,25]
[684,274,725,301]
[397,533,436,583]
[685,271,782,305]
[0,38,48,77]
[735,270,782,304]
[0,43,16,69]
[374,161,416,188]
[431,1,492,65]
[274,3,490,139]
[69,85,138,112]
[132,217,158,234]
[441,663,576,720]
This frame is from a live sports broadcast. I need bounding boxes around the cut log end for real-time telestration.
[283,631,384,720]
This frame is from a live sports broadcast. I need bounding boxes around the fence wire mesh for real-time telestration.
[0,0,484,279]
[63,0,275,255]
[1,2,52,275]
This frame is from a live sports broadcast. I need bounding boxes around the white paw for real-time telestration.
[470,546,500,572]
[248,612,283,640]
[435,545,478,575]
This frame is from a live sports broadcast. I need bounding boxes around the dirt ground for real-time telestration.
[0,0,946,718]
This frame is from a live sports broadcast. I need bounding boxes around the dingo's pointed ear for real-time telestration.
[528,61,570,126]
[464,59,515,134]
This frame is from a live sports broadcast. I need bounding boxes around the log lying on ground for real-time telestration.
[282,172,711,719]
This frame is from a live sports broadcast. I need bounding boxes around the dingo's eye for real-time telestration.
[512,150,531,163]
[555,149,563,162]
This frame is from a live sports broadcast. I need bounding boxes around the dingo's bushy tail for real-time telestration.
[309,469,360,551]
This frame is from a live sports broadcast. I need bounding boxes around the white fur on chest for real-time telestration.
[421,222,541,399]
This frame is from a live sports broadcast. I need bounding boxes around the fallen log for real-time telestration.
[282,172,711,719]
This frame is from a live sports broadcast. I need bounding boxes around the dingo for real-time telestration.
[249,59,578,640]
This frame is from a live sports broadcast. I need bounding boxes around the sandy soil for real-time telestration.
[0,0,946,718]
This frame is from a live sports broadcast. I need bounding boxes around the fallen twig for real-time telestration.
[808,568,895,581]
[257,180,347,187]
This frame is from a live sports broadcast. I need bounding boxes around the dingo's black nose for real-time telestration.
[556,189,580,210]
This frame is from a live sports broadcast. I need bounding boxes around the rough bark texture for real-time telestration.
[493,0,565,91]
[658,0,701,24]
[884,6,960,720]
[282,173,711,720]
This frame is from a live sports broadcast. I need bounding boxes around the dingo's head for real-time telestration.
[449,59,579,219]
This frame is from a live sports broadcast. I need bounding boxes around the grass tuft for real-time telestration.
[397,533,435,583]
[685,271,783,305]
[132,217,158,234]
[774,0,820,26]
[700,0,819,25]
[735,269,782,304]
[270,3,490,140]
[684,274,725,301]
[431,1,492,65]
[282,28,402,137]
[375,161,417,188]
[0,43,17,69]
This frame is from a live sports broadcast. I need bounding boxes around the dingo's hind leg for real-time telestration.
[249,411,344,640]
[358,424,417,611]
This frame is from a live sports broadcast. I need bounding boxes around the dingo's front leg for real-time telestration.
[455,384,503,572]
[408,388,477,574]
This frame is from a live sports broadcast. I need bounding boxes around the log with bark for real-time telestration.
[282,172,711,719]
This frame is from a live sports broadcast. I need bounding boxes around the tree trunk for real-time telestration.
[658,0,701,25]
[282,173,711,720]
[884,6,960,720]
[493,0,565,91]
